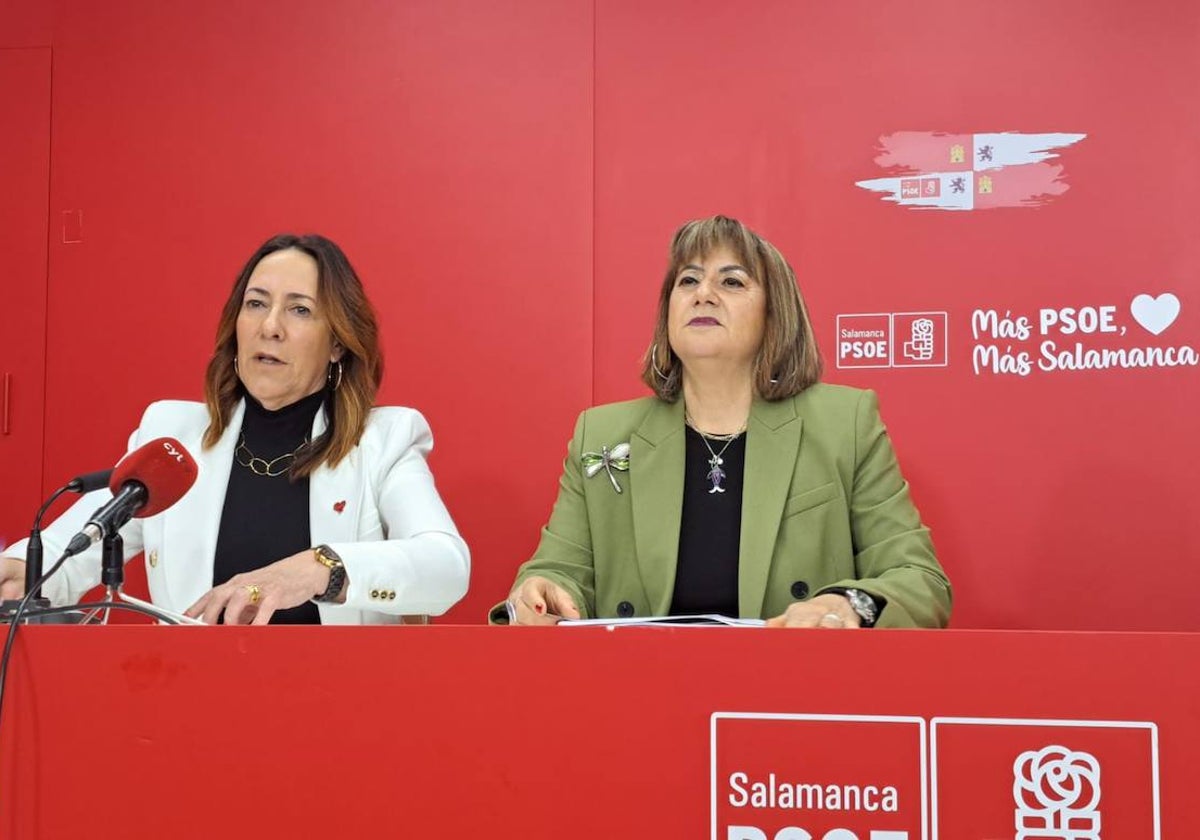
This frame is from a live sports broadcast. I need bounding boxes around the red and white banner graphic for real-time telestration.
[856,132,1086,210]
[712,713,1161,840]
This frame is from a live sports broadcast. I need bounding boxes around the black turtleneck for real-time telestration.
[670,426,746,617]
[212,390,325,624]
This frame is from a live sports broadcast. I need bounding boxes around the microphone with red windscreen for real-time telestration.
[62,438,199,558]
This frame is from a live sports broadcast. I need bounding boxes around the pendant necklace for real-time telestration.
[686,412,746,495]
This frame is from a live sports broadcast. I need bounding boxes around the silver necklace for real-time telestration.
[686,413,746,495]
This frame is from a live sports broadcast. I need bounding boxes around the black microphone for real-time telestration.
[20,469,115,600]
[62,438,198,559]
[65,469,114,494]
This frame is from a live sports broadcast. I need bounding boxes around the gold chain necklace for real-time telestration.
[235,434,308,477]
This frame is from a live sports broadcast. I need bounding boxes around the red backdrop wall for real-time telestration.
[1,0,1197,629]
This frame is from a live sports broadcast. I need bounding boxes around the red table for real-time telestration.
[1,626,1193,839]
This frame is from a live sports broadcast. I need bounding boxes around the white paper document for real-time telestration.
[117,590,206,625]
[556,614,765,628]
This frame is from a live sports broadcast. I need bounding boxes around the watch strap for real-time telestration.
[312,544,346,603]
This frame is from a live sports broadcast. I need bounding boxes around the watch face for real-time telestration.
[314,548,340,568]
[846,589,876,620]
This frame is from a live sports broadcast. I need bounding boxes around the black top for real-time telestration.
[669,426,747,617]
[212,390,325,625]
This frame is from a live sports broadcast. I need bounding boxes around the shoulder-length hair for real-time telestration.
[202,233,383,478]
[641,215,822,402]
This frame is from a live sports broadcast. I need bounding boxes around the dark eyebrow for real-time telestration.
[244,287,316,303]
[676,263,750,276]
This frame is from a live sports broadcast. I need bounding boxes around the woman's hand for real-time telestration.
[765,593,861,629]
[0,557,26,601]
[506,575,581,625]
[185,549,333,625]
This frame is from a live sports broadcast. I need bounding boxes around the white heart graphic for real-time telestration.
[1130,293,1180,336]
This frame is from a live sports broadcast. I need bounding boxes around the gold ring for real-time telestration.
[247,584,262,605]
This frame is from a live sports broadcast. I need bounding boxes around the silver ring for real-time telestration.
[821,612,844,624]
[505,600,518,624]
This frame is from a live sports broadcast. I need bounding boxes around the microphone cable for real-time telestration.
[0,547,90,742]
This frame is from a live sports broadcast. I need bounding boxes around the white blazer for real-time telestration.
[7,399,470,624]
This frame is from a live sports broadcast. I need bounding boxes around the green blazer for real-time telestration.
[497,383,951,628]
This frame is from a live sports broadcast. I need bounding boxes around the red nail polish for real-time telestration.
[534,603,544,614]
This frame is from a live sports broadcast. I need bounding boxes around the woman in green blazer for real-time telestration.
[498,216,951,629]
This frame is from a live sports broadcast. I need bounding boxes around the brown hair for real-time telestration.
[202,233,383,478]
[640,215,822,401]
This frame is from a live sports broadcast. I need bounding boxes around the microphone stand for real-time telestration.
[2,486,69,625]
[100,532,124,594]
[100,532,124,624]
[24,527,46,602]
[99,533,194,625]
[15,530,52,618]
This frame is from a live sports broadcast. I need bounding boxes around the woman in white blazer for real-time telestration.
[0,234,469,625]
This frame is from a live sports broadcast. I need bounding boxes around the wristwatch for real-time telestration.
[842,588,879,628]
[312,544,346,602]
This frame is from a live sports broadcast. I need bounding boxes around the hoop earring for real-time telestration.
[328,360,344,391]
[650,343,674,383]
[762,364,781,385]
[771,353,800,386]
[233,356,239,374]
[755,346,791,387]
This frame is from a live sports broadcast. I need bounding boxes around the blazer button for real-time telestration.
[148,550,158,569]
[387,591,396,600]
[370,589,380,600]
[616,601,635,618]
[790,581,809,599]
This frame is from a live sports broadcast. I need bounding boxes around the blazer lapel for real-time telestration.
[630,398,686,616]
[307,406,364,549]
[161,400,243,609]
[738,396,802,618]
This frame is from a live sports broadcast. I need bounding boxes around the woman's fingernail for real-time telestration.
[534,603,544,614]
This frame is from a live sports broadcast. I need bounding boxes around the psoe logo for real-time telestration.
[930,717,1159,840]
[1014,745,1101,840]
[855,132,1086,210]
[836,312,948,369]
